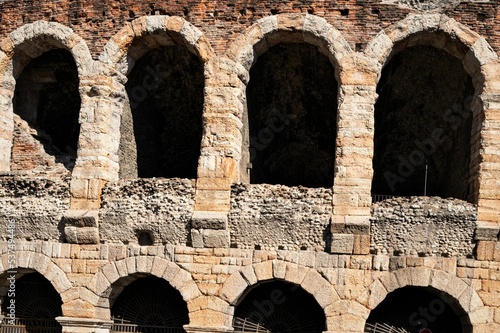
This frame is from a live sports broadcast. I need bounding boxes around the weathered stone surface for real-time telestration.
[202,230,230,248]
[63,211,98,228]
[99,178,195,245]
[230,184,332,251]
[191,211,228,230]
[0,6,500,333]
[330,234,355,254]
[371,197,476,257]
[219,272,248,304]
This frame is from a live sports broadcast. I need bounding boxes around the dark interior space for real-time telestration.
[246,43,338,188]
[233,280,326,333]
[111,275,189,331]
[365,286,470,333]
[371,45,473,200]
[1,272,63,331]
[120,45,204,179]
[13,49,81,167]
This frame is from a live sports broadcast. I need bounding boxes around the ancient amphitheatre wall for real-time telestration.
[0,1,500,332]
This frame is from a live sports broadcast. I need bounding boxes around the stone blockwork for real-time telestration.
[1,2,500,333]
[0,243,500,332]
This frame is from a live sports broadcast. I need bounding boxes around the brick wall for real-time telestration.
[0,0,499,58]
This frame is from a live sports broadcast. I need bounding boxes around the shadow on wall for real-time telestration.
[12,49,81,172]
[365,286,471,333]
[371,44,473,202]
[233,280,326,333]
[246,43,338,188]
[119,45,204,180]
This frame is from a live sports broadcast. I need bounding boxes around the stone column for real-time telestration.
[330,54,378,255]
[0,44,14,173]
[70,73,119,210]
[474,92,500,261]
[191,57,247,248]
[66,73,120,244]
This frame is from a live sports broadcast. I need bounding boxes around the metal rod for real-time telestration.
[424,159,428,196]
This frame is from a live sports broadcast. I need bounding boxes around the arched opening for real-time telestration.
[246,43,338,188]
[0,271,63,331]
[119,43,204,179]
[365,286,471,333]
[137,230,154,246]
[12,48,81,172]
[233,280,326,333]
[110,275,189,332]
[371,43,473,201]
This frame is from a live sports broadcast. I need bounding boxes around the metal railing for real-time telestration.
[0,318,61,333]
[111,322,185,333]
[371,194,398,203]
[233,317,271,333]
[364,323,409,333]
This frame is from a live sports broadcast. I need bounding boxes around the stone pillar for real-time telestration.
[70,73,119,211]
[67,73,121,244]
[56,317,113,333]
[474,92,500,247]
[0,44,14,173]
[191,57,247,248]
[329,54,377,255]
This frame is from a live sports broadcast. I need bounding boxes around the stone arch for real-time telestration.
[92,256,201,320]
[364,13,498,86]
[226,13,351,82]
[225,13,352,185]
[99,15,214,78]
[0,250,78,318]
[0,250,72,296]
[219,260,339,331]
[1,20,93,78]
[359,268,487,329]
[97,16,214,181]
[0,21,92,173]
[364,13,500,205]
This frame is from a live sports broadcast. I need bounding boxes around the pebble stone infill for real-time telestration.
[371,196,476,257]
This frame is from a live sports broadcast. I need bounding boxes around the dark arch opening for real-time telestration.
[371,45,473,201]
[111,275,189,332]
[1,272,63,331]
[13,48,81,171]
[365,286,471,333]
[137,230,154,246]
[233,280,326,333]
[120,44,204,179]
[246,43,338,188]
